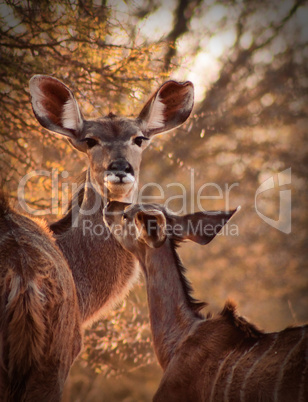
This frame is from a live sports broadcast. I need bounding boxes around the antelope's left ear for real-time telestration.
[169,207,240,245]
[137,81,194,137]
[134,210,167,248]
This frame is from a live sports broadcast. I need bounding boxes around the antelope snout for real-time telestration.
[105,159,135,184]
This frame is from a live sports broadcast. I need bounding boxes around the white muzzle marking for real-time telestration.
[105,173,135,185]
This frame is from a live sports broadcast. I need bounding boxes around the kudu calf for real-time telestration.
[104,202,308,402]
[29,75,194,326]
[0,193,82,401]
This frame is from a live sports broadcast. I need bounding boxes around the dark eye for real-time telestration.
[123,213,127,221]
[83,137,98,149]
[134,136,149,147]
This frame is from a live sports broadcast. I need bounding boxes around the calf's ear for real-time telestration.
[134,210,167,248]
[168,207,240,245]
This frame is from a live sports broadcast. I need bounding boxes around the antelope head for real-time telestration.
[104,202,238,257]
[29,76,194,203]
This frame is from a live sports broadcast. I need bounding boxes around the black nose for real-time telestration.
[107,159,134,175]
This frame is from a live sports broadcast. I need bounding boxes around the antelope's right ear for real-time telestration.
[29,75,87,152]
[134,210,167,248]
[137,81,194,138]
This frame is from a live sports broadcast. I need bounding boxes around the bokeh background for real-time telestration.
[0,0,307,400]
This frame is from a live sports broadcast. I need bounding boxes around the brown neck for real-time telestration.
[140,239,205,370]
[51,169,138,325]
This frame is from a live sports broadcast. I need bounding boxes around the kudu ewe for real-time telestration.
[104,202,308,402]
[0,77,193,400]
[29,75,194,326]
[0,193,82,401]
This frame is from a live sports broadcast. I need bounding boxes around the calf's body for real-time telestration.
[104,202,308,402]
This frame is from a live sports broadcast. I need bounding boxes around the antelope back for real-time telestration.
[0,194,82,401]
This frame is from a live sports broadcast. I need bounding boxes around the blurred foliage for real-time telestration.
[81,296,154,377]
[0,0,167,208]
[0,0,308,401]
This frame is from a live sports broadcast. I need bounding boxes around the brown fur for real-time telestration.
[28,75,194,325]
[105,203,308,402]
[0,77,194,399]
[0,193,82,401]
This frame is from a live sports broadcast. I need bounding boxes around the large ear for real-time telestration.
[137,81,194,137]
[167,207,240,245]
[29,75,87,151]
[134,210,167,248]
